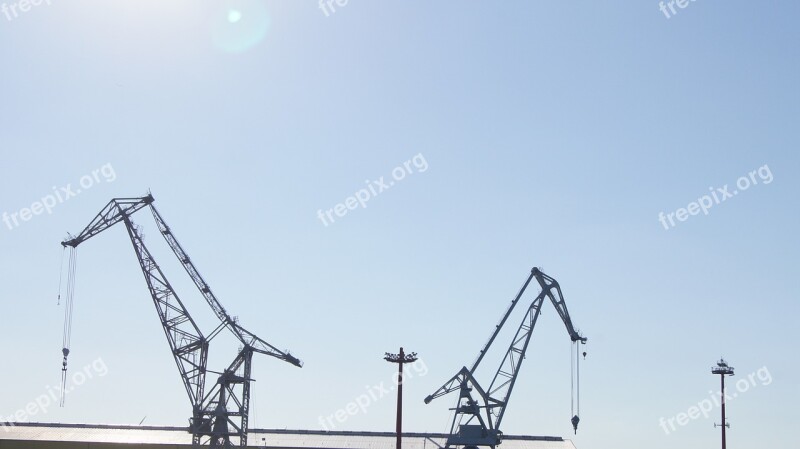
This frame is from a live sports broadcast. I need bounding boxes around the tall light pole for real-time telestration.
[712,358,734,449]
[385,347,418,449]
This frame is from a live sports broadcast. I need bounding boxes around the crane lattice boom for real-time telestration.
[424,267,587,449]
[60,194,301,447]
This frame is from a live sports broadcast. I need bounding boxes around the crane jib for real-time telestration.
[424,267,588,448]
[56,194,302,447]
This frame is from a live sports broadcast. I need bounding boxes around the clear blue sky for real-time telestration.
[1,2,798,449]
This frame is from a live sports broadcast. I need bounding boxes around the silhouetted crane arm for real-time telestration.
[59,194,302,446]
[149,204,302,368]
[425,366,489,404]
[486,269,586,430]
[61,195,154,248]
[533,270,586,344]
[424,267,587,449]
[233,323,302,366]
[60,195,208,406]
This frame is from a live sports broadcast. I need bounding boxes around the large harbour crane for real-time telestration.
[58,194,302,447]
[424,267,587,449]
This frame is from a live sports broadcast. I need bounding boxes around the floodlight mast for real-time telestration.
[60,194,301,447]
[712,359,735,449]
[424,267,587,449]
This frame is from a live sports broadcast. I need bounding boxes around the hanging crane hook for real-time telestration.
[571,414,580,434]
[60,347,70,407]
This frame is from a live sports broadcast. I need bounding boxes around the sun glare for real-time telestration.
[212,1,271,54]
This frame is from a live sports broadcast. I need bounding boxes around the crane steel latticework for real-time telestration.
[424,267,587,449]
[59,194,302,447]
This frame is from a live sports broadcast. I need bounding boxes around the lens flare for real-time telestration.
[227,10,242,23]
[212,1,271,54]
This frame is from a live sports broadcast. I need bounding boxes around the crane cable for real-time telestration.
[570,341,575,416]
[576,343,580,416]
[570,342,581,433]
[57,247,65,305]
[60,247,78,407]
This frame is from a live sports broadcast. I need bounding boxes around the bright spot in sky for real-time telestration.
[212,1,271,54]
[228,10,242,24]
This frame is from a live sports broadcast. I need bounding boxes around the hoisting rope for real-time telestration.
[57,247,65,305]
[570,341,575,416]
[570,341,581,434]
[576,342,581,416]
[60,247,78,407]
